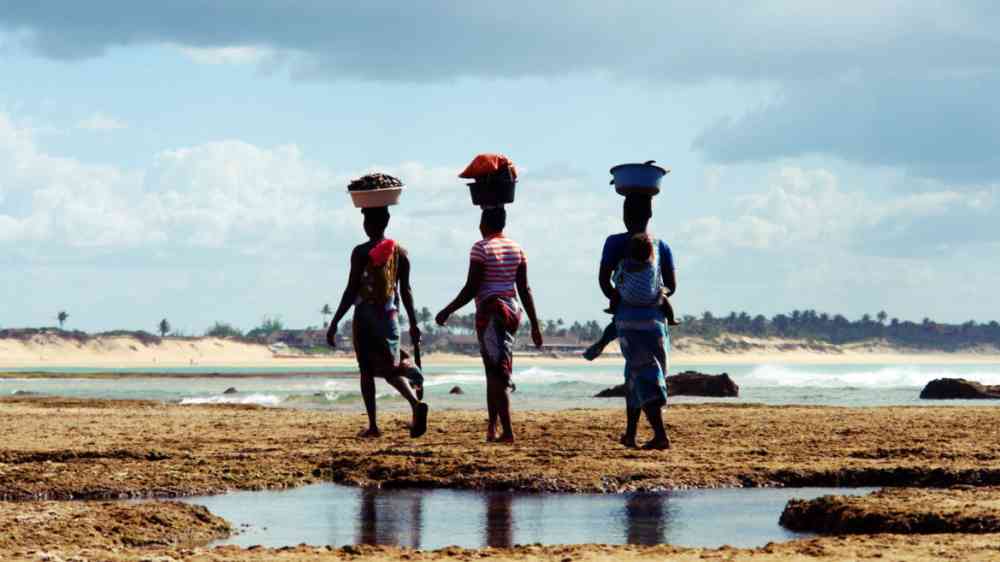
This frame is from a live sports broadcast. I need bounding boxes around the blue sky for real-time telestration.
[1,2,998,333]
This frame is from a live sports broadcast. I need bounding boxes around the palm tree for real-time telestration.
[158,318,171,337]
[321,304,333,328]
[57,311,69,330]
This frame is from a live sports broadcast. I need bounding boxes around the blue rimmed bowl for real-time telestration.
[610,160,670,195]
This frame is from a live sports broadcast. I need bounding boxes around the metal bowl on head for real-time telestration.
[610,160,670,196]
[349,187,403,208]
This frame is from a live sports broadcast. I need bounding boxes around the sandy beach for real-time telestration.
[3,333,1000,369]
[3,396,1000,559]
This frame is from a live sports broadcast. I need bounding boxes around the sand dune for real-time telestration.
[2,331,1000,369]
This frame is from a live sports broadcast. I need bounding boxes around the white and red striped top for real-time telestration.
[470,234,526,305]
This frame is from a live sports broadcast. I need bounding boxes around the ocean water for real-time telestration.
[183,483,878,549]
[4,361,1000,410]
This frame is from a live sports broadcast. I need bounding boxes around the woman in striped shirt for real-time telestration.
[436,207,543,443]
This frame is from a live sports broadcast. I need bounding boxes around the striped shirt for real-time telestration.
[470,234,526,305]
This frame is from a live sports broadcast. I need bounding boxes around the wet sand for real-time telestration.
[4,397,1000,499]
[9,533,1000,561]
[782,486,1000,534]
[4,397,1000,559]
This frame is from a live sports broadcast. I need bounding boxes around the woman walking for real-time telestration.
[598,194,676,449]
[436,207,543,443]
[327,205,429,439]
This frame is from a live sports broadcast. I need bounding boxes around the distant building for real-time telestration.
[438,334,480,354]
[264,329,326,348]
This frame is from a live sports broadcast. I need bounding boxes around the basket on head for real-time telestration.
[609,160,670,196]
[460,153,518,207]
[467,167,516,207]
[349,187,403,208]
[347,173,404,208]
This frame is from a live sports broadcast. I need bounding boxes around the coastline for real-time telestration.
[3,351,1000,370]
[3,337,1000,370]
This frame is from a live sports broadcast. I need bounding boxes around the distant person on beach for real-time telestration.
[436,207,543,443]
[326,206,429,439]
[595,194,676,449]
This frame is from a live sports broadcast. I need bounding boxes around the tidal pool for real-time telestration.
[182,484,876,550]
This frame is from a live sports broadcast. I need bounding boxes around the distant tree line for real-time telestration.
[671,309,1000,351]
[19,307,998,352]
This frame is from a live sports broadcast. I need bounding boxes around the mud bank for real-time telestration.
[0,500,229,553]
[781,486,1000,534]
[3,397,1000,497]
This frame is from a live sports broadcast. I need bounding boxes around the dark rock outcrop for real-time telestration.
[920,378,1000,399]
[595,385,626,398]
[449,386,464,395]
[669,371,739,397]
[223,387,239,395]
[594,371,739,398]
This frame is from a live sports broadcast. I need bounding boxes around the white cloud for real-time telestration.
[177,45,275,65]
[77,113,128,132]
[677,165,999,255]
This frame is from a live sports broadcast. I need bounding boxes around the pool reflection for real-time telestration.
[191,483,870,550]
[352,488,674,549]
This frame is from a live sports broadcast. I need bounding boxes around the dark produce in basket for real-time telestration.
[347,173,403,192]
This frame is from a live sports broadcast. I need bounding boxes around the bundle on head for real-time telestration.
[348,173,403,192]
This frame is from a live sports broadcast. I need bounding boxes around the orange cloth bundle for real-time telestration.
[459,153,518,180]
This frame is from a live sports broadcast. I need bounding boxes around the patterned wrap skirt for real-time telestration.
[475,295,522,388]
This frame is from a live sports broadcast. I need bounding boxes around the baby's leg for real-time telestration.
[584,321,618,361]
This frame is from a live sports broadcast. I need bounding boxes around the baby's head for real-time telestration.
[628,233,654,264]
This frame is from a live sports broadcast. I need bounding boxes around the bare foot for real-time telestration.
[486,423,498,443]
[497,433,515,444]
[640,437,671,450]
[357,427,382,439]
[619,434,637,449]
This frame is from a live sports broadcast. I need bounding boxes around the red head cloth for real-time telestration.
[459,153,518,180]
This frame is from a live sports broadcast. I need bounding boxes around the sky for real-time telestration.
[1,2,999,333]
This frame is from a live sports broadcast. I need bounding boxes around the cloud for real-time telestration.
[76,112,128,131]
[694,74,1000,183]
[4,3,1000,182]
[0,2,996,82]
[176,45,274,65]
[676,165,1000,257]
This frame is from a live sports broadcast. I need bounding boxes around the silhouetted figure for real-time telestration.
[596,194,676,449]
[436,207,543,443]
[327,206,429,438]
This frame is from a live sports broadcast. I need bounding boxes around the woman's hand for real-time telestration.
[435,310,450,326]
[410,324,422,344]
[531,324,543,348]
[326,324,338,348]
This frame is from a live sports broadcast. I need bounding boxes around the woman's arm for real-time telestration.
[397,248,420,343]
[662,264,677,297]
[435,261,484,325]
[660,242,677,296]
[327,246,366,347]
[516,262,543,348]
